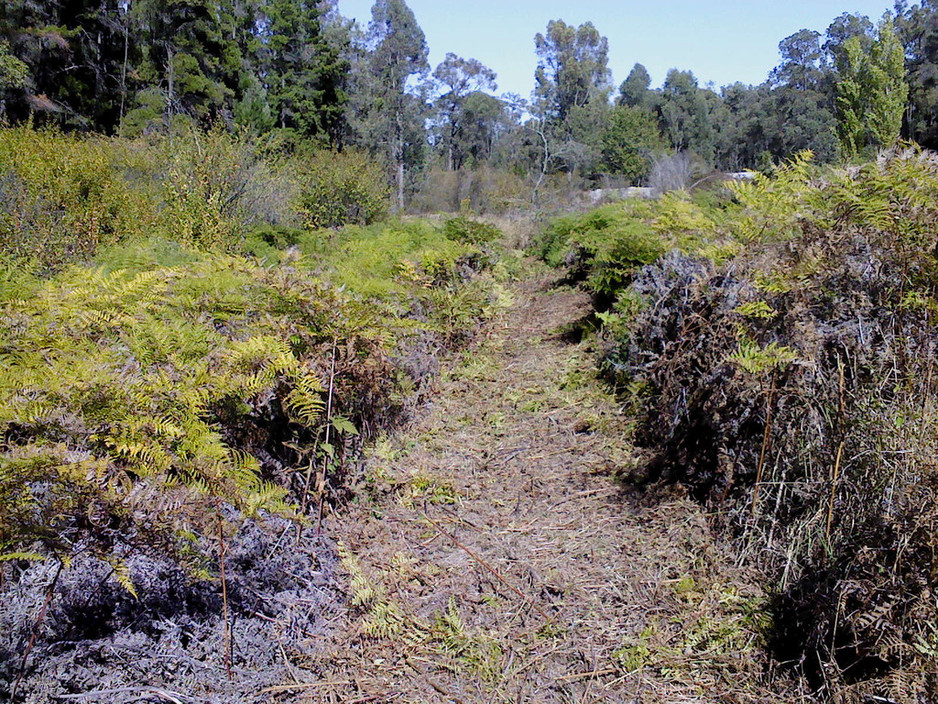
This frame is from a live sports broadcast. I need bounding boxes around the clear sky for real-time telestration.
[337,0,898,97]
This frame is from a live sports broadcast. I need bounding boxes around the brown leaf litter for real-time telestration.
[286,267,801,704]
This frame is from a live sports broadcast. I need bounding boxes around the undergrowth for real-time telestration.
[0,126,389,275]
[0,188,502,696]
[539,149,938,702]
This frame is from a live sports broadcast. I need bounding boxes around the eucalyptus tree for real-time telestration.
[772,29,826,91]
[895,1,938,147]
[657,69,714,161]
[532,19,612,176]
[351,0,429,209]
[432,53,497,170]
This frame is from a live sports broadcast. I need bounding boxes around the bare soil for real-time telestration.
[295,267,788,703]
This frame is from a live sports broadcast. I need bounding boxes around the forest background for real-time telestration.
[1,0,934,214]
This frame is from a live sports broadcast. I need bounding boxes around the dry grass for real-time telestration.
[287,267,796,703]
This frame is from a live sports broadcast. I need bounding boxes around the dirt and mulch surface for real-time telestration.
[291,266,798,704]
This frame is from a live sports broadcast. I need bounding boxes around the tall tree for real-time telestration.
[432,53,496,170]
[254,0,350,143]
[534,19,611,123]
[657,69,714,161]
[354,0,429,209]
[772,29,825,91]
[835,14,908,158]
[867,15,907,148]
[532,19,611,176]
[617,63,653,108]
[896,0,938,145]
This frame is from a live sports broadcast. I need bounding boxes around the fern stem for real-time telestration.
[217,510,232,681]
[316,338,338,534]
[12,558,64,701]
[751,372,776,518]
[825,361,847,543]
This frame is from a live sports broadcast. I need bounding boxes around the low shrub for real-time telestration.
[0,126,389,273]
[294,148,389,229]
[532,192,738,305]
[442,216,502,245]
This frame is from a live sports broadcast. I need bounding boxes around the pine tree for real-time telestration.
[254,0,349,143]
[835,14,908,158]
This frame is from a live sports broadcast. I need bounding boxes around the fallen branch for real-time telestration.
[556,667,617,683]
[54,688,187,703]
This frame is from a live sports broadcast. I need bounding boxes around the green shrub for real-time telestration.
[0,128,147,272]
[0,126,390,273]
[294,148,389,229]
[442,216,502,245]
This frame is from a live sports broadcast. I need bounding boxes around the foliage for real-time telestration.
[0,40,28,94]
[294,147,390,228]
[348,0,429,210]
[535,202,666,299]
[553,148,938,700]
[534,19,611,124]
[0,126,399,273]
[0,128,148,273]
[533,183,739,305]
[0,204,500,604]
[601,105,664,182]
[442,216,502,245]
[835,16,908,159]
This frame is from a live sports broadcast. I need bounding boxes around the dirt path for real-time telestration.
[300,269,776,703]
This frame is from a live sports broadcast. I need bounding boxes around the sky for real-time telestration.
[337,0,898,97]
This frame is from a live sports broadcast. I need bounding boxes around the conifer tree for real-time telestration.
[255,0,349,143]
[835,14,908,158]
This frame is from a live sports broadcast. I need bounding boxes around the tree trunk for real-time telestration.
[166,45,175,124]
[395,112,405,211]
[396,161,405,212]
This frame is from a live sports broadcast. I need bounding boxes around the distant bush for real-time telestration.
[0,126,389,273]
[648,151,711,196]
[294,148,389,229]
[0,128,146,272]
[442,216,502,245]
[532,192,739,304]
[149,127,299,249]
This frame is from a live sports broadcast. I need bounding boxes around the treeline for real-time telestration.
[3,1,938,201]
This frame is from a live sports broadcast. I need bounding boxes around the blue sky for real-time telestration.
[337,0,898,97]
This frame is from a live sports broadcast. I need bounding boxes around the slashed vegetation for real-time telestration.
[538,149,938,702]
